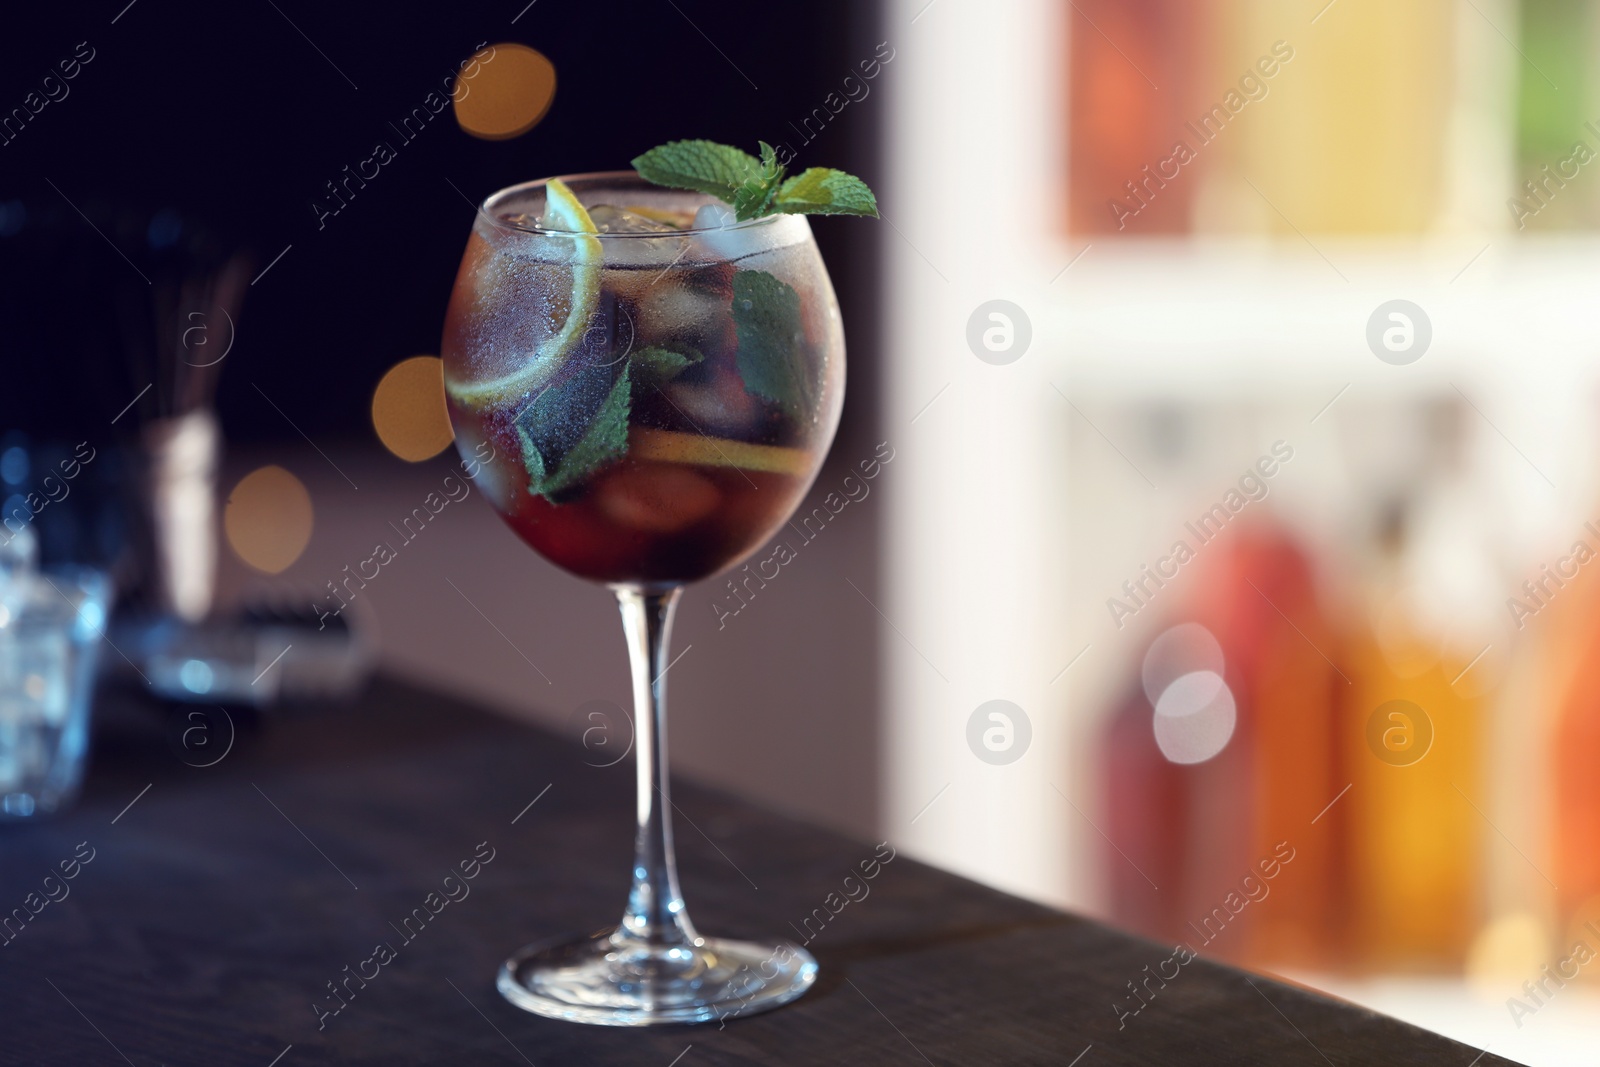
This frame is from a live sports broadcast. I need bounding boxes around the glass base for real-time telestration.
[497,929,818,1027]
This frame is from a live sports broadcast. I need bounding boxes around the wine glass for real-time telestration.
[441,172,844,1025]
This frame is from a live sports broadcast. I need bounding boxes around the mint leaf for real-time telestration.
[774,168,878,217]
[632,140,761,203]
[516,363,633,501]
[732,270,810,419]
[545,364,631,496]
[515,359,610,458]
[515,418,549,489]
[732,141,785,221]
[631,345,703,393]
[633,139,878,220]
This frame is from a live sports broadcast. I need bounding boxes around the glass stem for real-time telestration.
[614,584,699,950]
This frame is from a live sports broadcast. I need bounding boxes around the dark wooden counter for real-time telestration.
[0,677,1523,1065]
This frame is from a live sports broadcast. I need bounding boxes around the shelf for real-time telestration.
[1038,237,1600,397]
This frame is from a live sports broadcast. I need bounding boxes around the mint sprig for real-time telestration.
[632,139,878,221]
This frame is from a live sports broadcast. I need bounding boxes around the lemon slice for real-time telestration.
[446,178,603,410]
[623,204,692,228]
[628,427,809,475]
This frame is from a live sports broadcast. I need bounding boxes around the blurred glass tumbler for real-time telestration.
[0,530,109,818]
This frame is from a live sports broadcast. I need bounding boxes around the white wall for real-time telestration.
[882,0,1081,907]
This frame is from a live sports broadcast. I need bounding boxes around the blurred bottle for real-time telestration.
[1510,0,1598,233]
[1544,513,1600,963]
[1210,0,1454,234]
[1103,678,1187,940]
[1341,497,1484,969]
[0,199,246,600]
[1103,516,1341,967]
[1067,0,1209,235]
[1230,524,1344,967]
[1190,519,1342,967]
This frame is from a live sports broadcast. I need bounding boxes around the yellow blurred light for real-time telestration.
[372,356,454,462]
[1465,913,1551,1000]
[453,43,556,141]
[224,465,313,575]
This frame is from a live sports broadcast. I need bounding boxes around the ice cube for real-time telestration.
[696,202,739,227]
[660,376,761,439]
[587,205,679,234]
[624,204,696,229]
[690,202,794,262]
[498,212,540,231]
[635,284,726,348]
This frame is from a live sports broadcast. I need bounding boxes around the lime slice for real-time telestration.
[446,178,603,410]
[628,427,809,475]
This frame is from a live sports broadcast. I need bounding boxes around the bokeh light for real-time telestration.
[372,355,454,462]
[452,43,556,141]
[223,465,313,574]
[1152,670,1236,765]
[1141,622,1224,704]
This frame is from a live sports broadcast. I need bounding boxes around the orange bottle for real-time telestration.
[1188,520,1342,968]
[1543,521,1600,951]
[1341,502,1483,969]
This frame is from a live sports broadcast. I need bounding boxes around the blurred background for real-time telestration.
[4,0,1600,1062]
[885,1,1600,1062]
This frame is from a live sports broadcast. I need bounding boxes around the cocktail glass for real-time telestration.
[442,172,844,1025]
